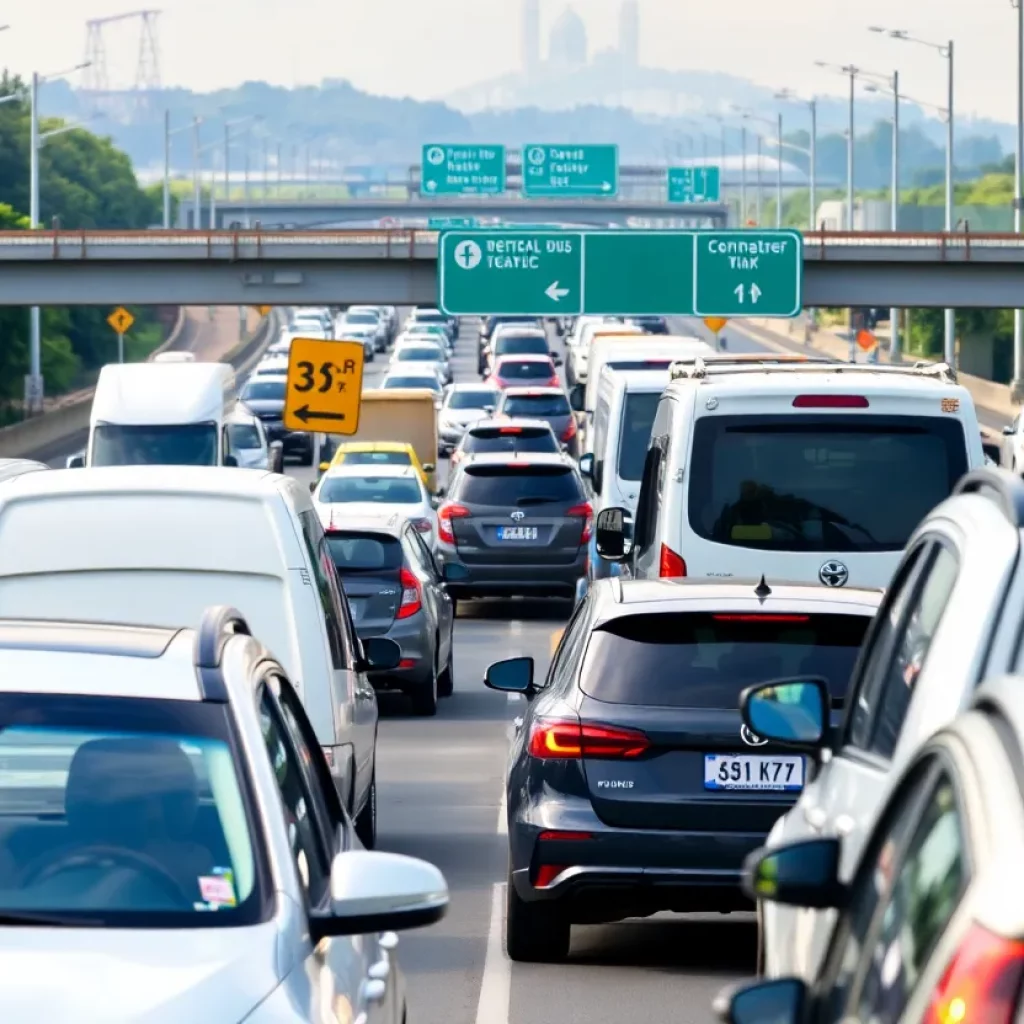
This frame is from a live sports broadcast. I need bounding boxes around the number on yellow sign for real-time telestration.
[292,359,359,395]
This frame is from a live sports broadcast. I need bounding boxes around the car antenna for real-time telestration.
[754,576,772,602]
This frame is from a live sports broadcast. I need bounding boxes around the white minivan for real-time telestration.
[0,466,398,846]
[595,357,985,590]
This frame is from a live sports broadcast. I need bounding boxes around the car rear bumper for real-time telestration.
[440,552,586,598]
[358,614,433,690]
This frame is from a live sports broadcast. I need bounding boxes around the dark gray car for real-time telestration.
[494,387,577,457]
[325,515,460,717]
[238,375,315,465]
[435,452,590,601]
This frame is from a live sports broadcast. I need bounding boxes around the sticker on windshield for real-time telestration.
[198,868,237,908]
[941,398,960,413]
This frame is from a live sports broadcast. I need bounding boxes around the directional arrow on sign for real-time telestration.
[545,281,570,303]
[751,284,762,304]
[294,406,346,424]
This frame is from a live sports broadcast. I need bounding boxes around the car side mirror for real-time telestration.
[1003,425,1015,436]
[713,978,807,1024]
[552,353,563,366]
[741,838,846,909]
[360,636,400,672]
[740,677,829,749]
[65,452,86,469]
[484,405,495,414]
[436,486,446,498]
[309,481,317,493]
[423,462,436,472]
[484,656,535,695]
[578,453,594,480]
[224,454,239,468]
[309,850,448,941]
[595,507,632,561]
[442,562,469,582]
[568,383,584,412]
[269,441,284,474]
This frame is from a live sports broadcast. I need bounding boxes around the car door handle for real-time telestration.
[803,804,828,832]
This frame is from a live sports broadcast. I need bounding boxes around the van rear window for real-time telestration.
[616,392,661,481]
[580,612,869,708]
[688,414,968,552]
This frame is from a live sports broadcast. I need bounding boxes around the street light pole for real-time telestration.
[223,122,230,203]
[192,117,201,229]
[776,111,783,227]
[162,109,171,228]
[809,99,817,229]
[847,67,855,230]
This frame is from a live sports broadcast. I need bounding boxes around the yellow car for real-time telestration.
[319,441,436,493]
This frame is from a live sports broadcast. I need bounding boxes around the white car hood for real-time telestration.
[0,923,278,1023]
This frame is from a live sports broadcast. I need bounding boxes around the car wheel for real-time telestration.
[410,654,438,716]
[354,766,377,849]
[438,640,454,698]
[505,865,570,963]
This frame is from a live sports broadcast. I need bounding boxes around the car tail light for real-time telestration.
[499,426,523,434]
[528,717,650,759]
[410,517,433,534]
[561,418,577,441]
[539,830,593,842]
[396,567,422,619]
[713,614,810,622]
[534,864,566,888]
[547,374,560,387]
[437,502,470,544]
[567,502,593,543]
[506,460,529,468]
[792,394,869,408]
[659,543,687,578]
[926,923,1024,1024]
[399,658,418,669]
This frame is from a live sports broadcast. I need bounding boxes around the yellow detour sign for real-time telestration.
[107,307,134,334]
[856,328,877,352]
[704,317,728,334]
[283,338,366,435]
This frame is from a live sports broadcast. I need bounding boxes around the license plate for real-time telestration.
[704,754,804,792]
[497,526,538,541]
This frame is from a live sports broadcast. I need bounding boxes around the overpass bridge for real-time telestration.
[191,197,732,230]
[2,229,1022,309]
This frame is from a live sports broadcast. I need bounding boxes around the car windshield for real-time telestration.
[326,531,404,572]
[340,450,412,467]
[454,465,582,505]
[689,414,970,552]
[496,360,552,380]
[344,313,378,324]
[227,424,262,450]
[496,336,549,356]
[384,377,440,392]
[0,693,260,926]
[319,475,422,504]
[396,347,442,361]
[241,380,286,401]
[501,394,570,417]
[616,392,661,481]
[92,423,219,467]
[448,390,499,410]
[413,312,445,324]
[462,429,558,456]
[580,612,870,707]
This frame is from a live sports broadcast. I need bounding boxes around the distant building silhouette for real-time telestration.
[522,0,540,74]
[619,0,639,67]
[549,6,588,67]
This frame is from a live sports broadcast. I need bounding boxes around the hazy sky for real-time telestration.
[0,1,1017,123]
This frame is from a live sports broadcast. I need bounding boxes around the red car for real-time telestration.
[486,354,559,390]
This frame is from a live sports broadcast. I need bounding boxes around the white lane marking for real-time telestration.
[496,785,507,835]
[474,882,511,1024]
[509,620,523,636]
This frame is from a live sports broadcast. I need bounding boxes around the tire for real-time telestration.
[505,867,570,963]
[438,640,454,698]
[354,768,377,849]
[410,654,438,716]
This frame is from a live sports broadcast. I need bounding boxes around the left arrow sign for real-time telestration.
[545,281,570,302]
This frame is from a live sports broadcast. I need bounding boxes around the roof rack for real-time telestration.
[193,605,252,702]
[953,468,1024,528]
[669,356,958,383]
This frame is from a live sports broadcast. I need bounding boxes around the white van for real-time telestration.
[571,335,714,453]
[595,357,985,590]
[70,361,238,469]
[0,466,398,840]
[566,321,643,385]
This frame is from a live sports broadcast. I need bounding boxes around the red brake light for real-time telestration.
[560,418,577,441]
[792,394,869,408]
[396,567,422,619]
[527,718,650,759]
[567,502,593,543]
[437,502,470,544]
[499,426,523,434]
[926,923,1024,1024]
[659,543,687,578]
[506,460,529,468]
[712,614,811,622]
[534,864,566,888]
[539,830,593,842]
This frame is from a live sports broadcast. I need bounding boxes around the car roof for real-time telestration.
[0,618,204,701]
[469,417,553,433]
[459,451,573,469]
[500,386,566,397]
[450,383,499,392]
[494,328,547,338]
[494,353,554,364]
[92,362,233,426]
[323,462,419,480]
[599,367,672,391]
[589,577,883,622]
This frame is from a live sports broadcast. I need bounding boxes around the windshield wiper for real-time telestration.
[0,910,104,927]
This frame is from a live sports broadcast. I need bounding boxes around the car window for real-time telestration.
[241,380,286,401]
[227,423,262,450]
[495,360,554,380]
[325,531,404,572]
[495,335,550,356]
[257,682,331,903]
[384,376,441,392]
[448,390,499,410]
[453,465,584,506]
[850,773,968,1023]
[500,394,571,417]
[463,428,559,457]
[406,527,441,581]
[545,599,592,690]
[298,510,352,670]
[319,475,423,505]
[616,392,660,481]
[340,450,412,468]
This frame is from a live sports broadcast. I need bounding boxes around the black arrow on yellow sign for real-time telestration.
[294,406,346,424]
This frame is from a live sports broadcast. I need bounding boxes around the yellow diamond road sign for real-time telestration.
[107,307,134,334]
[283,338,366,436]
[251,305,272,317]
[703,316,729,334]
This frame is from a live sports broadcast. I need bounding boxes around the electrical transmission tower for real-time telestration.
[82,9,162,119]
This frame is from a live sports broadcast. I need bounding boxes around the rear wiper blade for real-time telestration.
[516,495,558,506]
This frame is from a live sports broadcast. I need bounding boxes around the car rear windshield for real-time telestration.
[448,390,499,410]
[688,414,969,552]
[396,347,442,361]
[227,424,262,450]
[384,377,440,391]
[580,612,870,708]
[341,451,411,467]
[617,392,661,481]
[344,313,378,325]
[501,394,570,417]
[454,465,583,506]
[242,380,286,400]
[319,476,422,504]
[325,531,403,571]
[497,360,552,379]
[496,336,550,356]
[462,429,559,456]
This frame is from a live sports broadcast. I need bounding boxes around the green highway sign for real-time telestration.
[438,229,802,318]
[421,144,506,195]
[667,166,721,203]
[521,144,619,197]
[428,216,478,229]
